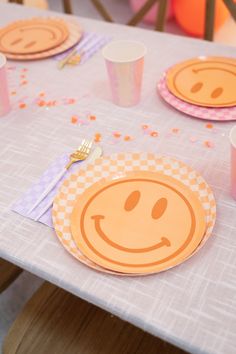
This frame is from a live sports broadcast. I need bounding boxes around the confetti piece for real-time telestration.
[190,136,198,143]
[113,132,121,138]
[19,103,27,109]
[22,68,28,72]
[67,98,76,105]
[11,91,17,96]
[37,100,46,107]
[89,115,96,121]
[39,92,45,97]
[20,80,28,86]
[204,140,214,148]
[94,133,102,143]
[150,131,158,137]
[172,128,180,134]
[124,135,132,141]
[71,115,78,124]
[20,75,26,79]
[205,123,214,129]
[142,124,149,130]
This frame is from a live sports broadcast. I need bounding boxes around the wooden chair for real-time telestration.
[3,281,187,354]
[0,258,22,293]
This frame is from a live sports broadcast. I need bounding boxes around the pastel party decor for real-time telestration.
[230,126,236,200]
[102,40,146,107]
[173,0,229,37]
[166,57,236,108]
[129,0,173,25]
[0,53,10,117]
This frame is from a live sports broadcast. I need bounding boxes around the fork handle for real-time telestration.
[65,159,74,170]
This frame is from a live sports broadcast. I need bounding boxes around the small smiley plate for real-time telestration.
[52,153,216,276]
[166,57,236,108]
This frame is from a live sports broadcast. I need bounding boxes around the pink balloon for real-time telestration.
[129,0,173,25]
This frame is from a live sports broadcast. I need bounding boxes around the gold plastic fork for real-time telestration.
[27,139,93,216]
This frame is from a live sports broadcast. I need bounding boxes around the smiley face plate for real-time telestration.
[52,153,216,276]
[0,18,69,55]
[166,57,236,108]
[70,171,206,274]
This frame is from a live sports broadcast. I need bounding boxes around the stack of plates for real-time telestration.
[0,17,82,60]
[157,56,236,121]
[52,153,216,276]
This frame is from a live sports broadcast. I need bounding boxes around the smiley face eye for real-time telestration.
[152,198,167,219]
[124,190,140,211]
[211,87,223,98]
[191,82,203,93]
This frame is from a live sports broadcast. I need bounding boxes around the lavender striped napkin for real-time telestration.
[11,154,86,228]
[54,32,111,64]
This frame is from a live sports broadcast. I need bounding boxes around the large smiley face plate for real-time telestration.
[70,171,206,274]
[166,57,236,108]
[0,18,69,55]
[52,153,216,276]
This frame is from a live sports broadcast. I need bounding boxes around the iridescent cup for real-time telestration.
[230,125,236,200]
[0,53,10,117]
[102,40,147,107]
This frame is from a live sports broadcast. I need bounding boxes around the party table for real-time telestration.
[0,3,236,354]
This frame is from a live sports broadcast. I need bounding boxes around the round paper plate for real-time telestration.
[166,57,236,108]
[0,18,69,55]
[157,73,236,121]
[70,171,206,274]
[52,153,216,275]
[4,20,82,61]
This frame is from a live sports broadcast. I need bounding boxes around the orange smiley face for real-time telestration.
[0,18,69,55]
[167,57,236,108]
[71,171,206,274]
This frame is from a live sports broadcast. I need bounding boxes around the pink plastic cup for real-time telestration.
[102,40,147,107]
[0,53,10,117]
[230,126,236,200]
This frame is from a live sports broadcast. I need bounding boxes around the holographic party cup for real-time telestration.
[102,40,147,107]
[0,53,10,117]
[230,125,236,200]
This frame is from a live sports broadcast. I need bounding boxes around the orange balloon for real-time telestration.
[173,0,229,37]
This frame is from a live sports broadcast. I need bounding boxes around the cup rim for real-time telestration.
[0,53,6,68]
[102,40,147,63]
[229,125,236,149]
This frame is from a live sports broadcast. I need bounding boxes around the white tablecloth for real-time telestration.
[0,4,236,354]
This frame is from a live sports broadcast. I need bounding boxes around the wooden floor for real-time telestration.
[3,282,187,354]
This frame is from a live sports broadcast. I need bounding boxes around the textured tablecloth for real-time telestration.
[0,3,236,354]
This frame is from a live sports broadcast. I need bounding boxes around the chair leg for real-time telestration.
[155,0,168,31]
[127,0,158,26]
[204,0,216,41]
[62,0,73,14]
[0,258,22,293]
[222,0,236,21]
[90,0,113,22]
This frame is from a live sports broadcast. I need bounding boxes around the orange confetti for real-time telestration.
[19,103,26,109]
[67,98,76,104]
[150,131,158,137]
[172,128,180,134]
[204,140,214,148]
[124,135,132,141]
[21,80,28,85]
[89,115,96,121]
[71,115,78,124]
[37,100,45,107]
[94,133,102,143]
[205,123,214,129]
[39,92,45,97]
[142,124,149,130]
[113,132,121,138]
[11,91,16,96]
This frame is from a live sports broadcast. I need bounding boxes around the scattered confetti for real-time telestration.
[205,123,214,129]
[20,80,28,86]
[89,115,96,121]
[37,100,46,107]
[20,75,26,79]
[19,103,27,109]
[39,92,45,97]
[94,133,102,143]
[11,91,17,96]
[124,135,132,141]
[113,132,121,138]
[150,131,158,137]
[142,124,149,130]
[171,128,180,134]
[21,68,28,72]
[204,140,214,148]
[71,115,78,124]
[66,98,76,105]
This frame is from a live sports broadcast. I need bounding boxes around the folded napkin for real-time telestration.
[54,32,111,65]
[12,154,85,228]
